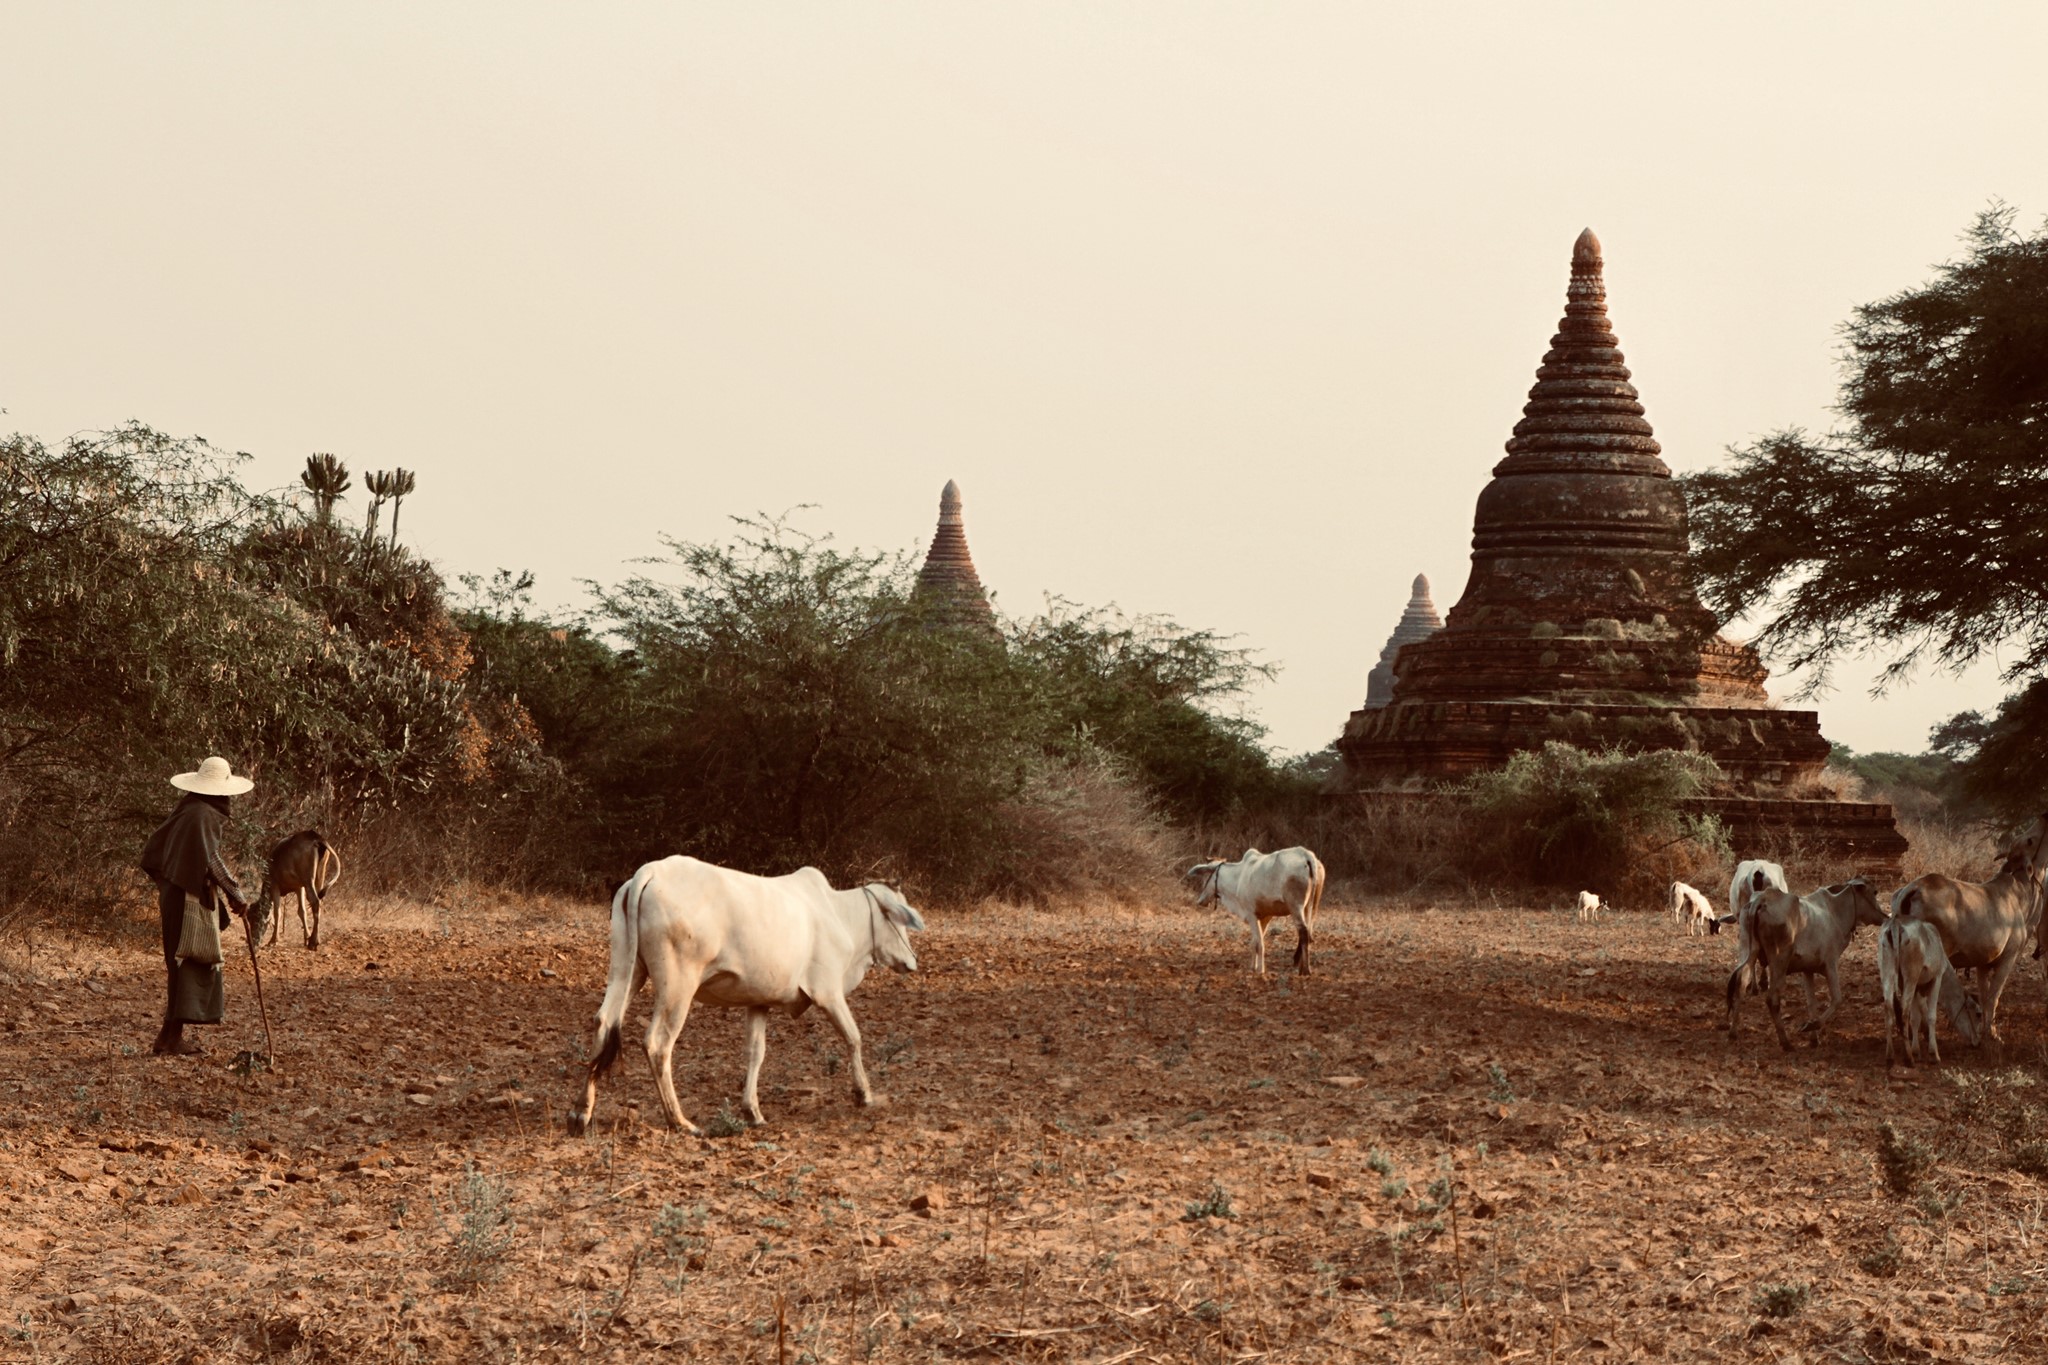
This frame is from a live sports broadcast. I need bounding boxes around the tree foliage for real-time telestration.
[0,426,534,909]
[1685,206,2048,690]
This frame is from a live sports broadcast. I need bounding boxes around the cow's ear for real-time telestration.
[873,886,926,932]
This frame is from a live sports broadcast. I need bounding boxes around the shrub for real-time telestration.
[1454,742,1724,896]
[1875,1121,1936,1196]
[442,1162,514,1289]
[1752,1282,1809,1319]
[1181,1185,1236,1222]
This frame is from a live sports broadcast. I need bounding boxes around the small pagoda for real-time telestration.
[1365,575,1445,709]
[1331,230,1904,866]
[912,480,1000,632]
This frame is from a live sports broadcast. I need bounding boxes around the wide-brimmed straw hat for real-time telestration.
[169,756,254,797]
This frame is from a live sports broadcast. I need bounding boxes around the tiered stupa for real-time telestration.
[1331,230,1904,865]
[1365,575,1445,709]
[912,480,999,631]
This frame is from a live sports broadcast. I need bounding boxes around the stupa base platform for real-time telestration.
[1334,699,1833,795]
[1324,788,1907,882]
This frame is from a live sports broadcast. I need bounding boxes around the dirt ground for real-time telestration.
[4,886,2047,1362]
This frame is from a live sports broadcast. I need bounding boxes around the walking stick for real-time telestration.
[221,888,276,1062]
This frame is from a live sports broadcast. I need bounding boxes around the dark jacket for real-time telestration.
[140,794,247,906]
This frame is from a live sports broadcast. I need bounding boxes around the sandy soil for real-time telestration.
[3,887,2045,1362]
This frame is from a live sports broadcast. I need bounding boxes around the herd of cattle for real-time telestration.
[1646,813,2048,1066]
[241,814,2048,1134]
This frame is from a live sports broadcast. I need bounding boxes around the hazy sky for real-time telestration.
[4,4,2042,756]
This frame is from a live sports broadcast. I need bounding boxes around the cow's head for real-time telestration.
[865,885,926,973]
[1998,812,2048,876]
[1184,860,1224,908]
[1821,877,1884,927]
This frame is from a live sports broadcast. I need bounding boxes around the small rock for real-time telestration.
[1338,1275,1366,1292]
[53,1157,96,1183]
[1322,1076,1367,1090]
[406,1094,433,1107]
[283,1168,318,1184]
[343,1228,369,1243]
[539,968,558,979]
[1306,1172,1338,1190]
[170,1184,205,1206]
[910,1188,947,1215]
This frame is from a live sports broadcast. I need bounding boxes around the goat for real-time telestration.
[1725,878,1883,1050]
[253,830,341,951]
[1879,915,1983,1067]
[1668,881,1717,936]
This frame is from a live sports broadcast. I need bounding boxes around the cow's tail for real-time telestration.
[1294,850,1325,973]
[574,868,648,1132]
[1727,899,1765,1013]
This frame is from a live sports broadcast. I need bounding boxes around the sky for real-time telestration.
[3,3,2042,757]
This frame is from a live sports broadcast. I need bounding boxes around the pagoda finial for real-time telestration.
[914,479,997,631]
[1573,227,1601,264]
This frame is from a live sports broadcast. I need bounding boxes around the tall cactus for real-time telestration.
[299,453,351,524]
[385,467,417,549]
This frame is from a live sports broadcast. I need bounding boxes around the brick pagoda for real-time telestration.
[913,479,999,632]
[1330,230,1904,866]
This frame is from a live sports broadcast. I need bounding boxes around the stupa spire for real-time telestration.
[1364,574,1443,708]
[913,479,997,630]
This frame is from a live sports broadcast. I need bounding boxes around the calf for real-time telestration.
[1879,915,1983,1067]
[572,856,926,1136]
[1186,847,1325,978]
[1725,878,1884,1050]
[1576,891,1602,923]
[254,830,341,951]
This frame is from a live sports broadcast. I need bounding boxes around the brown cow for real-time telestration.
[255,830,341,951]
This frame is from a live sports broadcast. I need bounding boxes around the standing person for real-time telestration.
[139,756,253,1056]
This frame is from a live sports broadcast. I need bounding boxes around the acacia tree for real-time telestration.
[1685,206,2048,805]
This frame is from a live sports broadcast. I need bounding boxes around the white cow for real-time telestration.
[572,856,926,1136]
[1668,881,1718,936]
[1186,847,1325,977]
[1576,891,1603,923]
[1725,859,1789,991]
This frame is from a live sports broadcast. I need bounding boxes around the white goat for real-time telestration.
[1725,878,1884,1050]
[1668,881,1717,936]
[1185,847,1325,977]
[571,856,926,1135]
[1879,915,1983,1067]
[1576,891,1602,923]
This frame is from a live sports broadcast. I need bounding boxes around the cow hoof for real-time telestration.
[567,1110,590,1136]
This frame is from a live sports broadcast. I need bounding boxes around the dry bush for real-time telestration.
[978,750,1180,906]
[1898,813,2000,883]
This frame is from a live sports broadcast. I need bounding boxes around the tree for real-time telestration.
[1684,206,2048,692]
